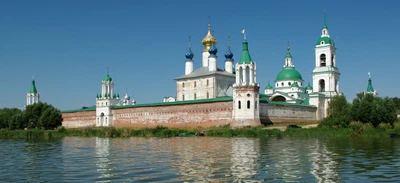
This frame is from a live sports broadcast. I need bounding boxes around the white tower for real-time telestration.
[95,69,120,127]
[364,72,377,96]
[312,10,340,98]
[232,31,261,127]
[224,36,234,74]
[185,36,194,75]
[26,78,40,106]
[201,16,217,67]
[208,43,218,71]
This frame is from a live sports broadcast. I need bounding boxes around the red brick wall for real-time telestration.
[113,101,233,128]
[62,111,96,128]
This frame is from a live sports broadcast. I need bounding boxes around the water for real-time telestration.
[1,137,400,182]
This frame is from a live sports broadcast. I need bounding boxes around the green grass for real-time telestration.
[0,122,399,139]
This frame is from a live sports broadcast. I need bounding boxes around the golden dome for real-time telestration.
[201,23,217,52]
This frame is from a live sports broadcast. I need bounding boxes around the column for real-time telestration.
[249,67,254,84]
[242,67,247,86]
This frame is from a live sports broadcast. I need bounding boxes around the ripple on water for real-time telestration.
[1,137,400,182]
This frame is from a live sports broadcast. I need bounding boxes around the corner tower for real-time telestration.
[364,72,377,96]
[95,69,120,127]
[312,10,341,97]
[26,77,40,106]
[232,30,261,127]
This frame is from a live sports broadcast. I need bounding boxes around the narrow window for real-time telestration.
[194,93,197,100]
[206,80,209,86]
[281,82,284,86]
[182,94,185,100]
[182,83,185,88]
[238,101,241,109]
[319,79,325,92]
[247,100,250,109]
[207,92,209,99]
[320,54,326,66]
[255,101,258,109]
[288,82,291,86]
[194,81,196,88]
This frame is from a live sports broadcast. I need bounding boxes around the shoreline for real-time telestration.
[0,123,398,139]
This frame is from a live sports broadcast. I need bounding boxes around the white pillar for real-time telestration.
[208,56,217,71]
[185,61,194,75]
[236,65,240,84]
[242,67,247,85]
[225,61,233,73]
[202,52,209,67]
[249,67,254,84]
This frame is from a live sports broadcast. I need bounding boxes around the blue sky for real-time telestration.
[0,0,399,110]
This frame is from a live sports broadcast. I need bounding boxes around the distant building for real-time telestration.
[364,72,377,96]
[26,78,40,106]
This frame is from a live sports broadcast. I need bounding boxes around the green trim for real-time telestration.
[259,98,316,108]
[61,106,96,113]
[239,39,253,64]
[114,97,233,109]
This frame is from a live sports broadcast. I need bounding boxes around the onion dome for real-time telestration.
[306,82,313,90]
[225,47,234,61]
[96,94,99,99]
[201,19,217,52]
[185,47,194,60]
[276,67,303,81]
[208,43,218,56]
[124,93,131,101]
[117,93,120,98]
[265,82,273,89]
[103,74,112,82]
[29,79,38,94]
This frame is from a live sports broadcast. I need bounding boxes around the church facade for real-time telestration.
[61,15,340,128]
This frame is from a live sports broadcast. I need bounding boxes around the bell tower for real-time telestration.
[95,69,120,127]
[312,10,340,98]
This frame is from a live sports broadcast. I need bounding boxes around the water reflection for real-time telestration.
[230,138,260,181]
[309,139,340,183]
[95,137,111,180]
[1,137,400,182]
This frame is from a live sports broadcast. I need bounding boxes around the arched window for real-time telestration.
[182,94,185,100]
[319,79,325,92]
[320,54,326,66]
[194,81,197,88]
[331,54,335,67]
[105,117,108,125]
[206,92,209,99]
[247,100,250,109]
[288,82,291,86]
[182,83,185,88]
[272,96,286,102]
[206,79,209,86]
[238,101,241,109]
[277,83,279,87]
[194,93,197,100]
[106,102,107,106]
[281,82,284,86]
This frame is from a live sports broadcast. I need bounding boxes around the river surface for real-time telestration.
[1,136,400,182]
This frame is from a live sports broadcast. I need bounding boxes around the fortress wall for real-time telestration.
[112,101,233,128]
[62,111,96,128]
[260,103,317,124]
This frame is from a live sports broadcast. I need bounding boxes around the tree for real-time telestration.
[351,93,397,127]
[39,107,62,129]
[0,108,22,129]
[319,95,352,128]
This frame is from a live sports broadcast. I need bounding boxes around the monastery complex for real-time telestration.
[26,14,378,128]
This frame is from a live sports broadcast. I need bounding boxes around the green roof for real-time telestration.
[316,37,334,46]
[29,79,38,94]
[239,39,253,64]
[61,105,96,113]
[103,74,112,82]
[291,81,299,87]
[285,50,292,58]
[259,98,316,108]
[306,83,313,90]
[62,97,233,113]
[367,78,374,92]
[276,67,303,81]
[265,82,273,89]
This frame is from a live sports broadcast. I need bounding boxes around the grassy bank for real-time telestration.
[1,122,400,139]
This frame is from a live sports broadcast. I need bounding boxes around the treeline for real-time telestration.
[320,93,399,128]
[0,102,62,130]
